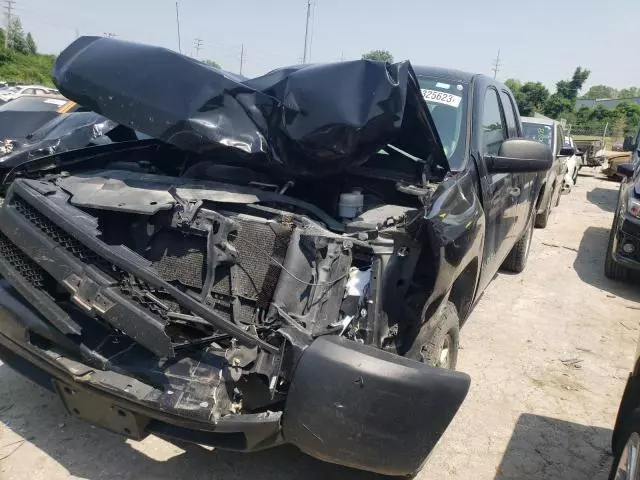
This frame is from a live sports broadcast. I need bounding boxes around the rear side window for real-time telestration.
[556,126,564,154]
[482,88,507,155]
[500,91,519,137]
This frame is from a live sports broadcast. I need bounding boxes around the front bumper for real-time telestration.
[611,213,640,270]
[0,281,470,476]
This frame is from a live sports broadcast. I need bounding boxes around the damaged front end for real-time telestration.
[0,37,469,476]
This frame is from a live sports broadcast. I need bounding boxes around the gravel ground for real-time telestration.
[1,171,639,480]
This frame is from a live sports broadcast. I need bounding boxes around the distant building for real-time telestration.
[576,97,640,110]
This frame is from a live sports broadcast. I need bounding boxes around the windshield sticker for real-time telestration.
[421,89,462,108]
[44,99,67,106]
[435,82,451,89]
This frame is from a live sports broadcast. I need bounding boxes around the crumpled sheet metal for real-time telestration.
[53,36,447,177]
[0,111,119,167]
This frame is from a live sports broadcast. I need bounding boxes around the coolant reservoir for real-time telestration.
[339,189,364,219]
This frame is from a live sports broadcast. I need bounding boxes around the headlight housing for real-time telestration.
[628,196,640,218]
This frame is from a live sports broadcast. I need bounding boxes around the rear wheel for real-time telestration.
[502,208,534,273]
[535,193,552,228]
[605,214,630,281]
[404,301,460,370]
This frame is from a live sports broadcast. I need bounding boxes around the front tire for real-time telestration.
[605,215,629,281]
[404,301,460,370]
[610,410,640,480]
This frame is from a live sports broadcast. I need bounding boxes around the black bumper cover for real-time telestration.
[0,283,469,475]
[283,336,470,475]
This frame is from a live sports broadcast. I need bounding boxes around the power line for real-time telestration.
[492,48,502,79]
[302,0,311,63]
[193,37,203,58]
[4,0,15,50]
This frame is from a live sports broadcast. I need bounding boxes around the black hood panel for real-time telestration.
[53,36,448,177]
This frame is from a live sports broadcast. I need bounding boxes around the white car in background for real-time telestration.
[0,85,55,103]
[562,136,582,191]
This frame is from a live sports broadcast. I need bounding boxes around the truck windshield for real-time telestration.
[417,76,468,170]
[522,122,554,148]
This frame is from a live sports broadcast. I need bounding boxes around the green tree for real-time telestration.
[361,49,394,63]
[582,84,618,99]
[519,82,549,116]
[0,28,5,49]
[555,67,590,102]
[203,59,220,69]
[8,18,28,54]
[543,93,573,118]
[619,87,640,99]
[25,32,36,55]
[504,78,521,93]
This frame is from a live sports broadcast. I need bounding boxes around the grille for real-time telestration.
[211,219,291,309]
[0,231,51,290]
[146,230,207,289]
[13,198,112,270]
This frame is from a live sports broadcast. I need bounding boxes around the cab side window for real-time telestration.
[482,88,507,155]
[556,126,564,155]
[500,91,519,138]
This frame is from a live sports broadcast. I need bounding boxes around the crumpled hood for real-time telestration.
[53,36,449,178]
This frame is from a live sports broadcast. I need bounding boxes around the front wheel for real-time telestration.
[610,410,640,480]
[604,215,630,281]
[404,301,460,370]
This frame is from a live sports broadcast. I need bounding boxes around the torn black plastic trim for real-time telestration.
[283,336,470,476]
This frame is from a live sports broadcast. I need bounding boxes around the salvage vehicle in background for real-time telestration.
[521,116,572,228]
[0,95,77,154]
[0,37,551,476]
[609,335,640,479]
[562,136,583,191]
[605,159,640,281]
[0,84,56,103]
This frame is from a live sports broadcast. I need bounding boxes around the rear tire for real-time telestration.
[404,301,460,370]
[502,209,534,273]
[605,214,629,281]
[535,194,552,228]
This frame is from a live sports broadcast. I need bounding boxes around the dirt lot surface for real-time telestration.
[1,171,639,480]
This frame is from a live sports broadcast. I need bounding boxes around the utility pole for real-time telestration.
[302,0,311,63]
[175,1,182,54]
[75,28,80,39]
[239,44,245,75]
[193,38,203,58]
[4,0,15,50]
[492,49,501,79]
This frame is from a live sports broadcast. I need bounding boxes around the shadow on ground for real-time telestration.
[574,226,640,302]
[0,366,383,480]
[586,187,619,213]
[495,414,612,480]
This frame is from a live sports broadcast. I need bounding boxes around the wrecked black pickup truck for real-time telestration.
[0,37,553,476]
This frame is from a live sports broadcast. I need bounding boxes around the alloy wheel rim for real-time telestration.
[614,432,640,480]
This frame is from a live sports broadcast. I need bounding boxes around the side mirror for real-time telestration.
[485,139,553,173]
[559,147,575,156]
[575,150,584,157]
[617,163,635,178]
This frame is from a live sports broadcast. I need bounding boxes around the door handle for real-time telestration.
[508,187,520,197]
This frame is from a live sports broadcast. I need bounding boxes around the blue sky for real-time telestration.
[14,0,640,92]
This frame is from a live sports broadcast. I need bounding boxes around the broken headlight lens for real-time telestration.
[628,197,640,219]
